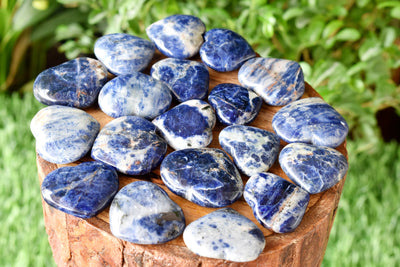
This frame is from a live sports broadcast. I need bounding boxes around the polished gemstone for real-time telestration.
[279,143,348,194]
[272,97,349,148]
[91,116,167,175]
[33,57,108,108]
[41,161,118,218]
[109,181,185,244]
[98,72,172,119]
[160,148,243,208]
[30,105,100,164]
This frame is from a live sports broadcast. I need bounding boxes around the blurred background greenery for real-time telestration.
[1,0,399,266]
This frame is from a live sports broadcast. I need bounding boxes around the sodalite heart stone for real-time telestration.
[272,97,349,148]
[41,161,118,218]
[30,105,100,164]
[279,143,348,194]
[219,125,280,176]
[200,28,256,72]
[152,100,216,150]
[208,83,262,125]
[91,116,167,175]
[183,208,265,262]
[244,172,310,233]
[109,181,185,244]
[160,148,243,208]
[146,14,205,59]
[94,33,155,75]
[238,57,305,106]
[33,57,108,108]
[151,58,209,102]
[98,72,172,119]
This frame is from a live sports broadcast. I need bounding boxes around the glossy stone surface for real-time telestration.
[219,125,280,176]
[146,15,205,59]
[208,83,262,125]
[239,57,304,106]
[272,97,349,148]
[160,148,243,208]
[41,161,118,218]
[33,57,108,108]
[30,105,100,164]
[244,172,310,233]
[98,72,172,119]
[91,116,167,175]
[151,58,209,102]
[94,33,155,75]
[183,208,265,262]
[152,100,216,150]
[200,29,256,72]
[279,143,348,194]
[109,181,185,244]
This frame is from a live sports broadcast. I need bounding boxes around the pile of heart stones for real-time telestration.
[31,15,349,262]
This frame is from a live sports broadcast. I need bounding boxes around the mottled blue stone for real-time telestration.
[151,58,209,102]
[272,97,349,148]
[30,105,100,164]
[33,57,108,108]
[183,208,265,262]
[94,33,155,75]
[152,100,216,150]
[238,57,305,106]
[91,116,167,175]
[41,161,118,218]
[219,125,280,176]
[146,15,205,59]
[109,181,185,244]
[208,83,262,125]
[279,143,349,194]
[160,148,243,208]
[98,72,172,119]
[199,29,256,72]
[244,172,310,233]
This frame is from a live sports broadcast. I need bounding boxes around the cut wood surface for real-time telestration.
[36,52,348,267]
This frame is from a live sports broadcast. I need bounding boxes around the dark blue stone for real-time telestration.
[151,58,209,102]
[279,143,349,194]
[200,29,256,72]
[109,181,185,244]
[33,57,108,108]
[208,83,262,125]
[272,97,349,148]
[160,148,243,208]
[41,161,118,218]
[244,172,310,233]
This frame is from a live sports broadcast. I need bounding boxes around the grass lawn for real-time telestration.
[0,92,398,266]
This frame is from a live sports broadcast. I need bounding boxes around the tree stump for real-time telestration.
[36,54,347,266]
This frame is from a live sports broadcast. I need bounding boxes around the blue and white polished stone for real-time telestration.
[91,116,167,175]
[146,15,205,59]
[279,143,349,194]
[183,208,265,262]
[200,28,256,72]
[30,105,100,164]
[33,57,108,108]
[98,72,172,119]
[244,172,310,233]
[238,57,305,106]
[94,33,155,75]
[219,125,280,176]
[152,100,216,150]
[208,83,262,125]
[160,148,243,208]
[272,97,349,148]
[109,181,185,244]
[41,161,118,218]
[151,58,209,102]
